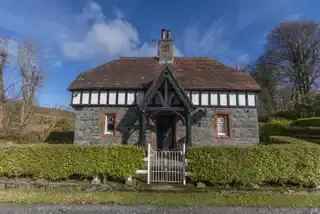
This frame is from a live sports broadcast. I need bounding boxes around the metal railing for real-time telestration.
[147,143,186,185]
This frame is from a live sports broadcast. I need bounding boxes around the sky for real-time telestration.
[0,0,319,108]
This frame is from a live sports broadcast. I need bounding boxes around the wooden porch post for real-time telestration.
[186,113,192,147]
[139,110,146,145]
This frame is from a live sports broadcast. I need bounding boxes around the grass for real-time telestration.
[1,189,320,207]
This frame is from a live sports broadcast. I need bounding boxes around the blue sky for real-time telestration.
[0,0,319,107]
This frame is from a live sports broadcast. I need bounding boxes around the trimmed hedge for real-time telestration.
[291,117,320,127]
[45,131,74,144]
[0,144,144,181]
[269,136,311,145]
[187,144,320,187]
[259,119,290,143]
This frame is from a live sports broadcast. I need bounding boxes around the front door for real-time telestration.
[156,115,175,150]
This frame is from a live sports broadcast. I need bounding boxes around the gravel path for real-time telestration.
[0,205,319,214]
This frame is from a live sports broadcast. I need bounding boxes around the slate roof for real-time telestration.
[68,57,260,92]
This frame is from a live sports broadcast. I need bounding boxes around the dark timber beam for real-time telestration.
[186,113,192,147]
[139,111,146,145]
[145,106,185,112]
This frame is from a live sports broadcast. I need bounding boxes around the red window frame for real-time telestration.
[214,113,230,138]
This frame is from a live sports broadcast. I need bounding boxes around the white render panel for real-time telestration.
[118,92,126,105]
[191,92,199,105]
[91,91,99,104]
[248,94,256,106]
[229,93,237,106]
[201,92,209,106]
[100,92,107,104]
[210,93,218,105]
[238,94,246,106]
[127,92,135,104]
[219,93,227,106]
[72,91,81,105]
[82,92,89,104]
[109,91,117,105]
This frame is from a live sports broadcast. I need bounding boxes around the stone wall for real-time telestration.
[73,106,140,145]
[73,106,259,145]
[176,108,259,145]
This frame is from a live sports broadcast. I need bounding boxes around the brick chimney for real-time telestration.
[158,29,174,64]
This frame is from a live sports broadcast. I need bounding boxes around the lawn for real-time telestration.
[1,189,320,207]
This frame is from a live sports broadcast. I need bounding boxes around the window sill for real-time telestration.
[216,136,231,139]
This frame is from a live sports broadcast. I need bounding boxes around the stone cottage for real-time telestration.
[69,29,260,149]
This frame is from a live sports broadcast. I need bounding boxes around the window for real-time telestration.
[248,94,256,106]
[127,92,135,104]
[91,91,99,104]
[219,93,227,106]
[104,113,116,135]
[100,92,107,104]
[109,91,117,105]
[229,93,237,106]
[216,114,229,137]
[238,94,246,106]
[118,92,126,105]
[82,91,89,104]
[191,92,199,105]
[210,93,218,106]
[72,91,81,104]
[201,92,209,106]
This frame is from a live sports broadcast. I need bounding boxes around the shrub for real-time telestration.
[260,119,290,143]
[54,118,74,132]
[45,131,74,144]
[291,117,320,127]
[269,136,311,145]
[271,111,300,120]
[187,144,320,187]
[0,144,144,181]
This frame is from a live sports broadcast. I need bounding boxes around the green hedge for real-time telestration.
[0,144,144,181]
[45,131,74,144]
[269,136,312,145]
[260,119,290,143]
[187,144,320,187]
[291,117,320,127]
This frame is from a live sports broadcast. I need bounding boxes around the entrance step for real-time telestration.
[140,184,193,192]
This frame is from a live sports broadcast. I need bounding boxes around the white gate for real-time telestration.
[147,144,186,185]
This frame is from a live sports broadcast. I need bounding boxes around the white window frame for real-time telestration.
[118,92,126,105]
[108,91,117,105]
[100,91,107,105]
[90,91,99,105]
[127,92,135,105]
[229,93,237,106]
[72,91,81,105]
[191,92,199,105]
[210,93,218,106]
[219,93,228,106]
[238,93,246,106]
[201,92,209,106]
[82,91,90,104]
[248,94,256,107]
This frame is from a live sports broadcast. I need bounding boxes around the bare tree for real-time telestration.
[264,21,320,102]
[0,38,8,131]
[17,42,43,130]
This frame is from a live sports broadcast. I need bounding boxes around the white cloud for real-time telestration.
[183,19,230,57]
[61,1,167,61]
[182,19,254,66]
[235,53,250,65]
